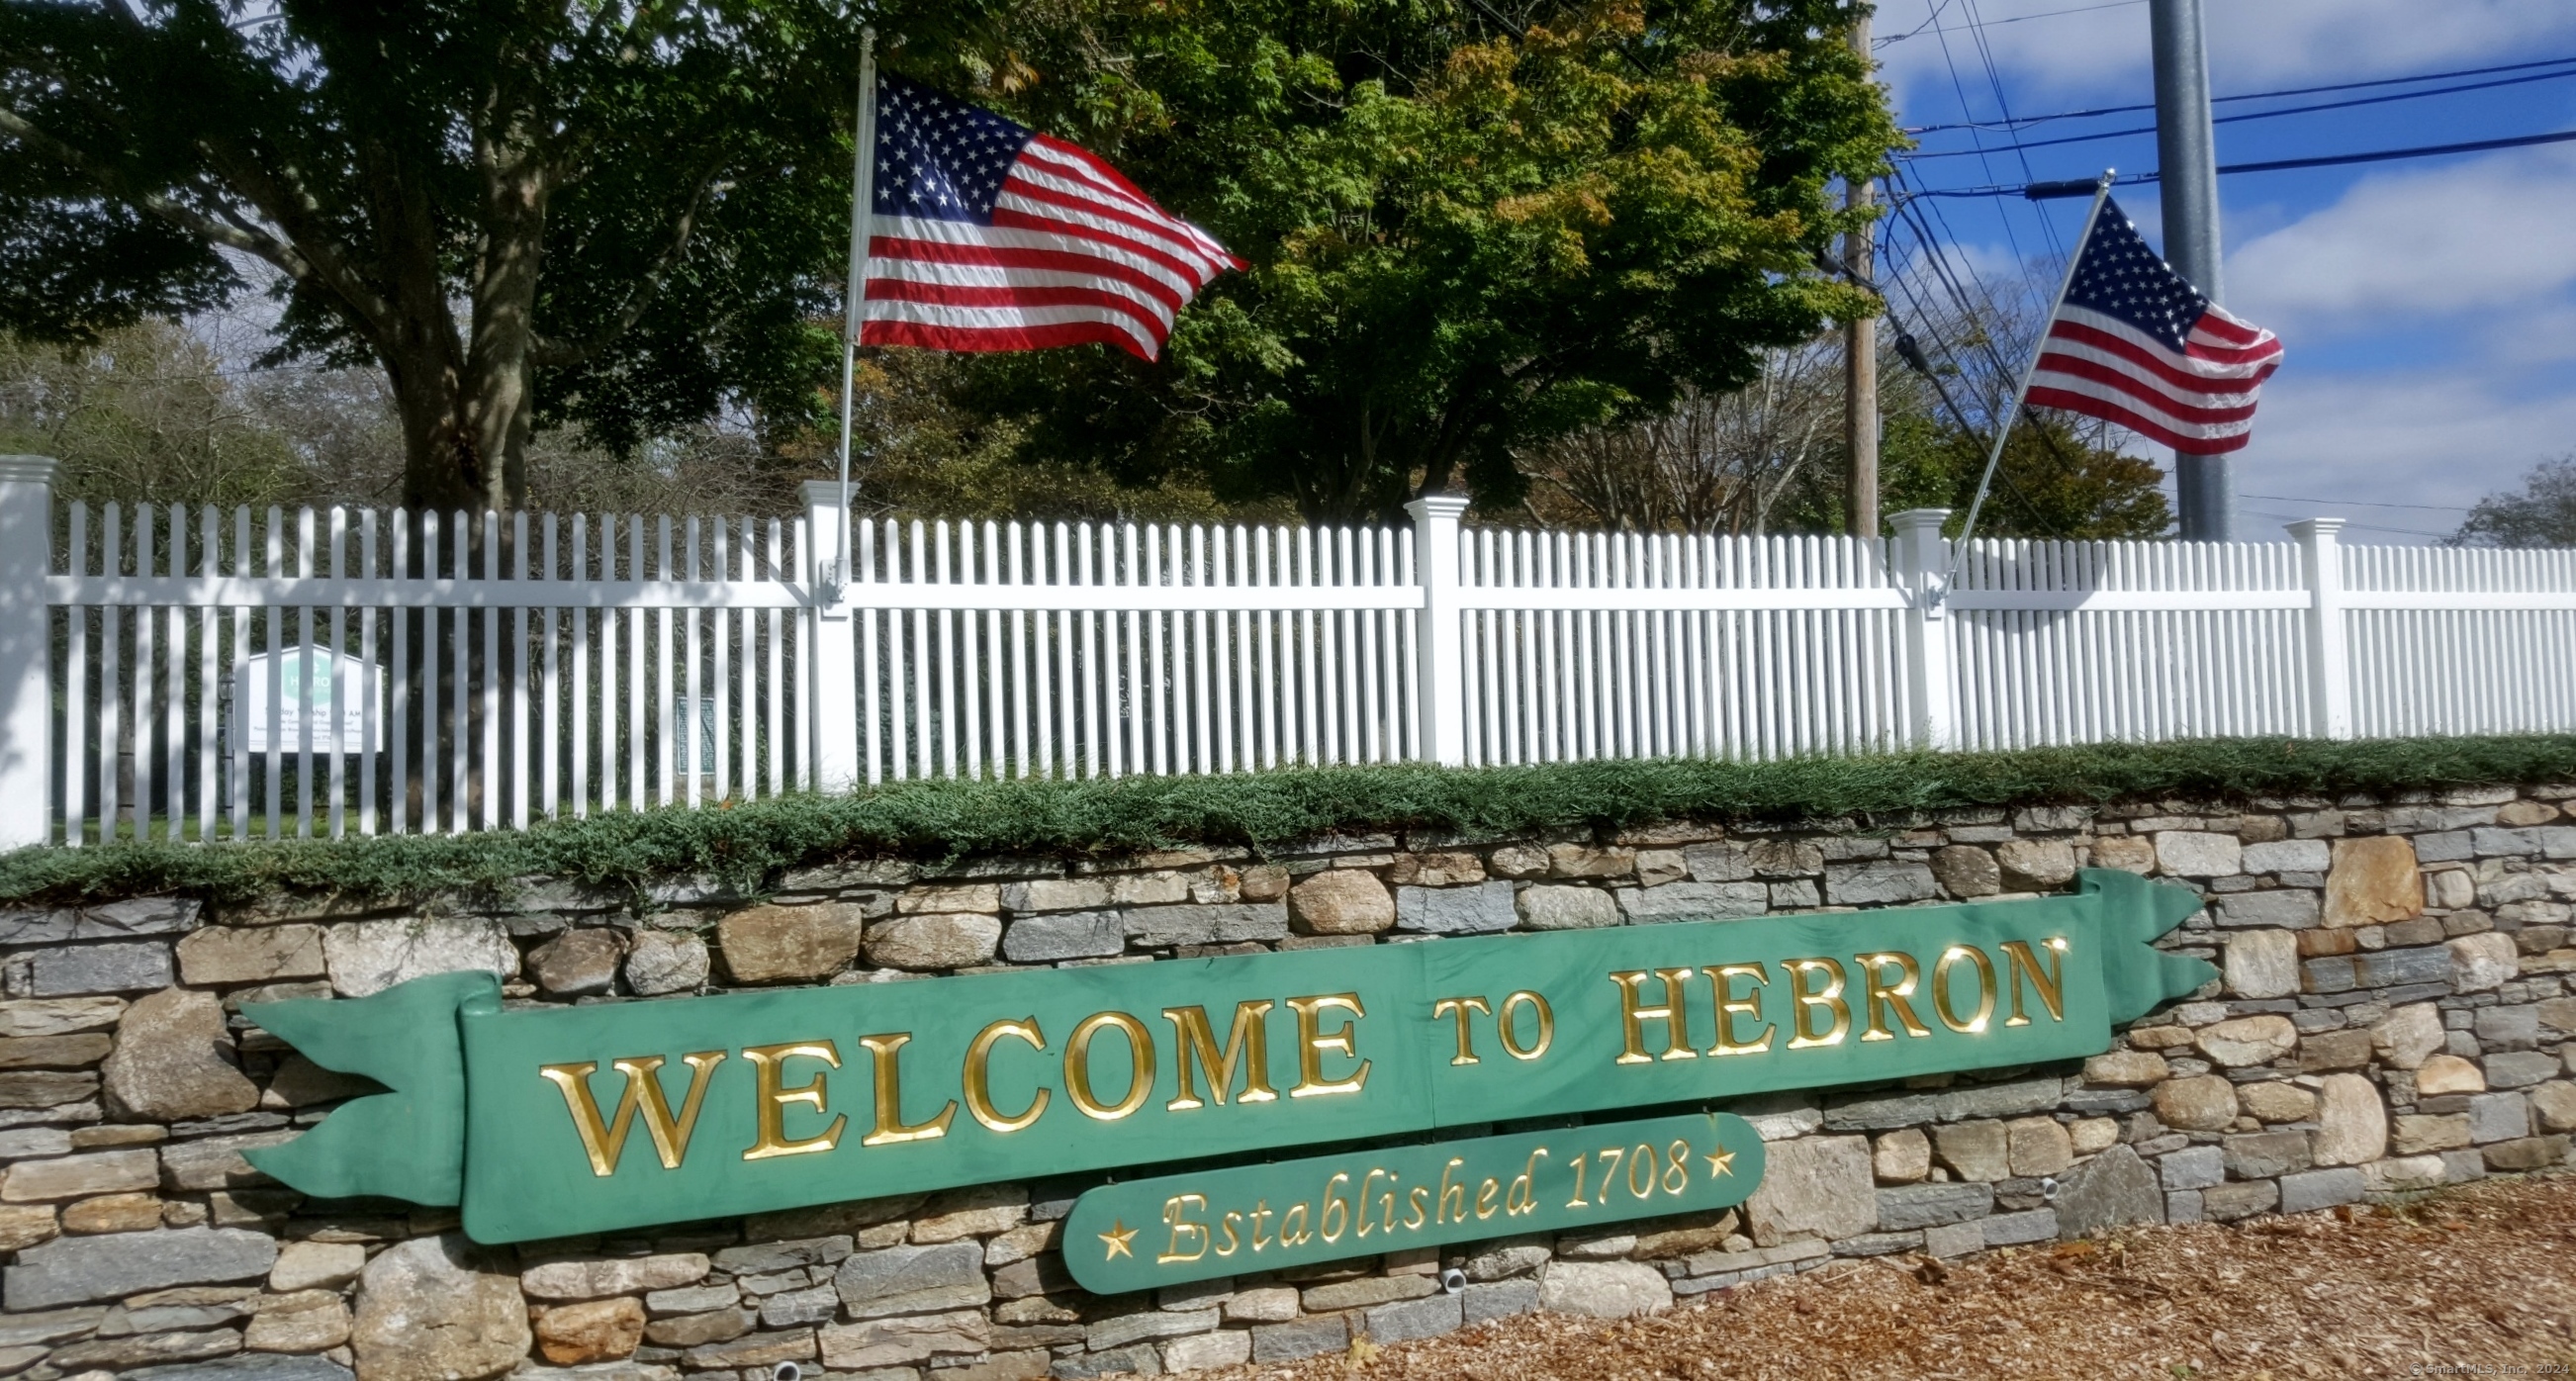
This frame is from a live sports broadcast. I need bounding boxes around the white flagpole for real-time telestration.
[832,26,879,593]
[1950,169,2118,567]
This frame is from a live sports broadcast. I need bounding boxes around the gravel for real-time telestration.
[1203,1171,2576,1380]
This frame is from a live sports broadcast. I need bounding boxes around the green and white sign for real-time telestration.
[245,869,2211,1290]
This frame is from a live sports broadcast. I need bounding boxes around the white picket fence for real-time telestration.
[2,455,2574,848]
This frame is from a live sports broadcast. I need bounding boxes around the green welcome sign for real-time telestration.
[245,869,2210,1285]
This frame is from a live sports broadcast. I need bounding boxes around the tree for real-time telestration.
[939,0,1897,523]
[2452,457,2576,548]
[0,0,950,511]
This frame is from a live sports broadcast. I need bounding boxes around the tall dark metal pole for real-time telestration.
[1845,11,1880,539]
[2151,0,2232,541]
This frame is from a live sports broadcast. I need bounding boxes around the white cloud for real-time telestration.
[2238,367,2576,531]
[1873,0,2576,105]
[2227,147,2576,335]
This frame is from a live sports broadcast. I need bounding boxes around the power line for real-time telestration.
[1905,51,2576,133]
[1878,0,2142,50]
[2241,493,2472,512]
[1909,126,2576,198]
[1902,64,2576,161]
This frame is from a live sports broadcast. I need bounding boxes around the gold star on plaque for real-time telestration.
[1704,1145,1737,1178]
[1098,1219,1139,1260]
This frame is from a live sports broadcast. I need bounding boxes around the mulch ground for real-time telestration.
[1212,1170,2576,1380]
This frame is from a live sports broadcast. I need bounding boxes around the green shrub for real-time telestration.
[6,735,2570,908]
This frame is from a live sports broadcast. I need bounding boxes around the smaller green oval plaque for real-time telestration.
[1061,1111,1765,1294]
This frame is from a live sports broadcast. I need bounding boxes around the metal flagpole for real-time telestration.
[832,26,879,593]
[1949,169,2117,570]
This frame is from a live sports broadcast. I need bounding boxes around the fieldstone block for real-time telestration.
[2152,1074,2239,1132]
[1536,1260,1670,1318]
[2486,1051,2558,1088]
[0,996,126,1039]
[2213,890,2320,929]
[2243,839,2330,875]
[6,1226,278,1309]
[817,1310,990,1369]
[525,929,623,997]
[622,930,708,996]
[1874,1128,1930,1184]
[2054,1145,2163,1238]
[2278,1166,2366,1214]
[1929,1121,2008,1182]
[2371,1003,2445,1069]
[1934,1076,2068,1121]
[102,988,258,1122]
[1546,844,1635,878]
[1224,1286,1301,1321]
[1823,862,1938,906]
[2158,1145,2225,1191]
[2202,1180,2280,1221]
[1615,881,1767,923]
[833,1242,989,1319]
[2196,1014,2297,1068]
[1001,878,1110,914]
[245,1292,354,1354]
[2532,1081,2576,1133]
[1288,870,1395,936]
[2391,1113,2472,1155]
[1745,1136,1874,1245]
[2083,1050,2168,1087]
[2417,1055,2486,1095]
[1517,885,1619,931]
[2225,1128,2314,1180]
[0,1148,157,1202]
[270,1241,365,1294]
[1002,911,1125,963]
[1250,1314,1346,1363]
[2482,1135,2569,1171]
[159,1131,295,1191]
[1980,1209,2058,1247]
[1395,881,1516,935]
[863,912,998,971]
[176,926,326,986]
[2298,1028,2375,1072]
[2325,836,2421,927]
[2312,1072,2388,1166]
[2156,831,2242,877]
[2474,1005,2539,1051]
[0,1068,96,1109]
[2466,1092,2530,1145]
[534,1297,646,1365]
[26,942,174,996]
[322,918,516,998]
[1462,1278,1540,1324]
[1877,1182,1992,1230]
[2449,932,2519,992]
[1,898,198,945]
[1124,903,1288,949]
[1929,846,1998,897]
[2224,930,2301,998]
[1365,1292,1463,1343]
[521,1253,709,1301]
[1994,838,2076,889]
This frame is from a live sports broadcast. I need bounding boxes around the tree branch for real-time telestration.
[0,104,311,276]
[526,158,721,369]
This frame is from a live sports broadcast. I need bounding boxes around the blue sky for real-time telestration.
[1873,0,2576,541]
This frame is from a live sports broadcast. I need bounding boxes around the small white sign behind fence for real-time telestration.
[232,648,382,755]
[3,457,2574,849]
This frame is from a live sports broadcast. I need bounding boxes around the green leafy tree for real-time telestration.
[2452,456,2576,548]
[0,0,975,511]
[944,0,1898,522]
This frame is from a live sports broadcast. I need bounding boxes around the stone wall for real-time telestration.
[1,783,2572,1381]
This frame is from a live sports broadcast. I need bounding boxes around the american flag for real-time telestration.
[857,75,1241,361]
[2023,200,2283,455]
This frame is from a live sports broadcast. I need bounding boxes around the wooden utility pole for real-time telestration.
[1844,11,1880,539]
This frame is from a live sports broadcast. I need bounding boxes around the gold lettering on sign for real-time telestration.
[1610,968,1701,1064]
[1437,1156,1469,1224]
[1506,1150,1545,1216]
[1163,1001,1280,1110]
[1499,990,1553,1060]
[1431,996,1492,1065]
[963,1018,1051,1134]
[540,1051,726,1176]
[1159,1194,1210,1263]
[1067,1011,1157,1121]
[1857,952,1932,1042]
[856,1033,957,1147]
[1284,994,1371,1098]
[1705,964,1774,1056]
[2000,938,2070,1027]
[1782,958,1851,1050]
[741,1042,848,1160]
[1321,1172,1351,1243]
[1935,945,1998,1034]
